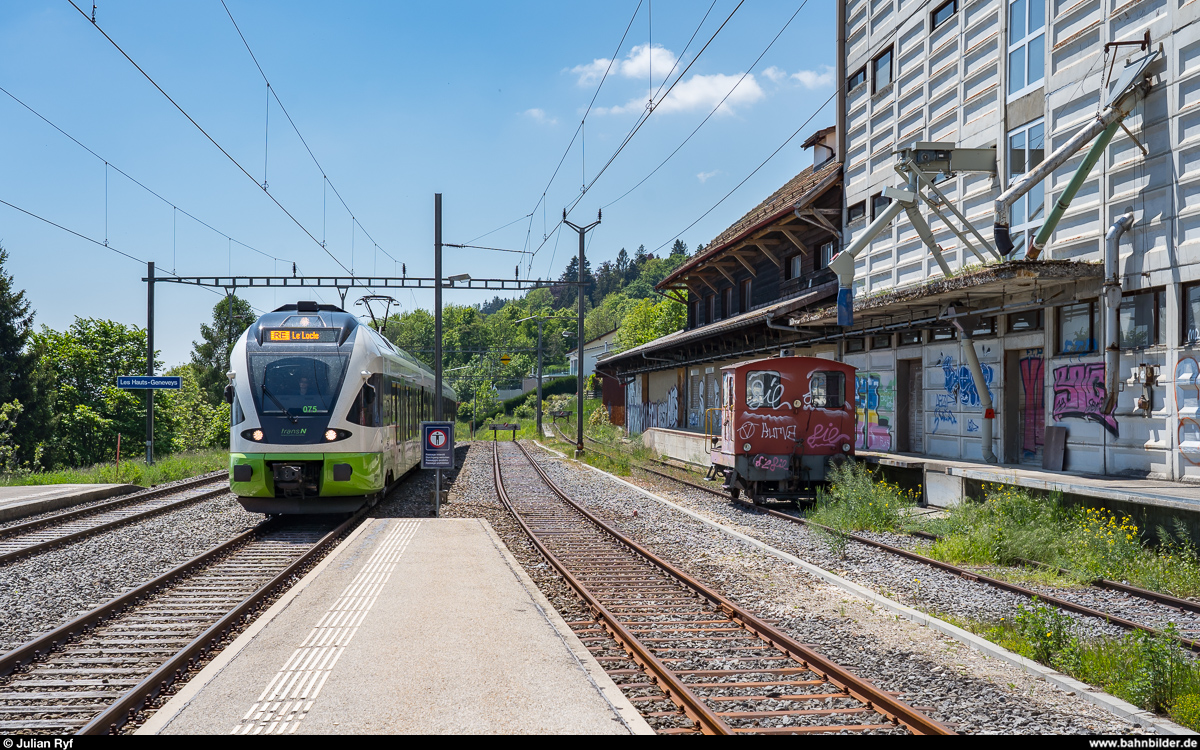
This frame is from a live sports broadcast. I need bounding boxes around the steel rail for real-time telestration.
[0,474,230,565]
[498,440,954,735]
[78,508,365,734]
[492,441,731,734]
[0,519,273,679]
[565,432,1200,652]
[0,508,364,734]
[0,471,226,537]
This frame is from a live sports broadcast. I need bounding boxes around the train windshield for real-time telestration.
[248,354,349,417]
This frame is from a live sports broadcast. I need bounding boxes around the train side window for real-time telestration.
[745,370,783,409]
[346,374,382,427]
[232,392,246,426]
[810,372,845,409]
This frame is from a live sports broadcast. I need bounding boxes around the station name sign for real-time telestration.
[117,376,182,390]
[263,328,339,344]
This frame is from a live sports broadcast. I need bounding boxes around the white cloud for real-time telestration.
[791,65,835,89]
[570,58,611,87]
[569,43,677,87]
[597,73,764,116]
[618,44,678,83]
[656,73,765,115]
[697,170,721,183]
[762,66,788,83]
[524,108,557,125]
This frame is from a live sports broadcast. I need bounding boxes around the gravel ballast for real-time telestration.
[428,441,1148,734]
[0,492,258,652]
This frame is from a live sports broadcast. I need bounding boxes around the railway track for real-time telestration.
[0,473,231,565]
[558,429,1200,652]
[0,510,362,734]
[493,440,952,735]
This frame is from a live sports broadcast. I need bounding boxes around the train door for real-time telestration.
[721,372,735,448]
[1007,348,1044,465]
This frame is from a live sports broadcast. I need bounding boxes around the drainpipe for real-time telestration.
[994,93,1143,258]
[1102,211,1136,414]
[961,331,998,464]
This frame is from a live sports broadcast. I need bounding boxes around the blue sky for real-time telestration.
[0,1,836,366]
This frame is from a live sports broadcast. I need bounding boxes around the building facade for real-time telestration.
[834,0,1194,479]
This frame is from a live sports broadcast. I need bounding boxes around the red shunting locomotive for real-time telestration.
[710,356,856,503]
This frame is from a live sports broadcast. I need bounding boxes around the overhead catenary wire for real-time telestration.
[651,0,939,253]
[604,0,811,210]
[654,87,837,253]
[67,0,371,289]
[218,0,403,268]
[0,84,320,282]
[564,0,746,218]
[0,197,266,312]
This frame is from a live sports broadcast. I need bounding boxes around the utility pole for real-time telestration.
[563,209,600,457]
[434,193,443,516]
[146,261,155,465]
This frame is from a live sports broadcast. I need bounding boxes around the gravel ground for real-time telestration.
[0,492,258,652]
[513,442,1145,734]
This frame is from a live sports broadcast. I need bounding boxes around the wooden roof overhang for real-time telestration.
[656,161,843,305]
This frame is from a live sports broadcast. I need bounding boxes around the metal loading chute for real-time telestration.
[993,49,1159,260]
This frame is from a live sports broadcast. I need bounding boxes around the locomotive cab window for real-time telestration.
[745,371,783,409]
[810,372,846,409]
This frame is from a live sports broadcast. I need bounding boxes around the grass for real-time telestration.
[916,484,1200,598]
[0,448,227,488]
[807,461,919,534]
[951,600,1200,730]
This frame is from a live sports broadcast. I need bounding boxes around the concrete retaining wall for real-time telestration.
[642,427,712,468]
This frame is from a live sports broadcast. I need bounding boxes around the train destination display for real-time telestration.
[263,328,340,343]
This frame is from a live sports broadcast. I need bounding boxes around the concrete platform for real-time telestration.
[862,450,1200,516]
[0,483,139,523]
[140,518,652,735]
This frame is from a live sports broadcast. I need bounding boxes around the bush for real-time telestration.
[1170,693,1200,730]
[920,486,1200,598]
[806,461,918,534]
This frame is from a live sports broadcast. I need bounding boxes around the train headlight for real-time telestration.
[842,443,851,452]
[322,429,352,443]
[252,429,264,442]
[325,429,338,442]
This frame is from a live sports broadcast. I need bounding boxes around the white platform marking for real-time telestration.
[231,520,420,734]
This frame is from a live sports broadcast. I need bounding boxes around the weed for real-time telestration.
[0,448,227,488]
[806,462,918,534]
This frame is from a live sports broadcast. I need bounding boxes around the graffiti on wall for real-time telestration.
[932,394,957,433]
[1019,351,1045,459]
[854,372,893,451]
[627,385,680,434]
[1177,358,1200,465]
[625,378,644,434]
[1051,363,1118,437]
[936,353,995,408]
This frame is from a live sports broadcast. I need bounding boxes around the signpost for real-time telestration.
[420,421,455,516]
[500,354,512,366]
[118,374,183,466]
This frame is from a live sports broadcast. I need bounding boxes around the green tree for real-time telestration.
[33,318,170,468]
[614,297,686,351]
[160,364,231,451]
[190,295,254,405]
[0,247,51,464]
[385,308,435,366]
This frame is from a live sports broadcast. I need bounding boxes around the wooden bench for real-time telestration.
[488,423,519,441]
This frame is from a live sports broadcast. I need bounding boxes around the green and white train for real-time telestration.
[225,301,456,514]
